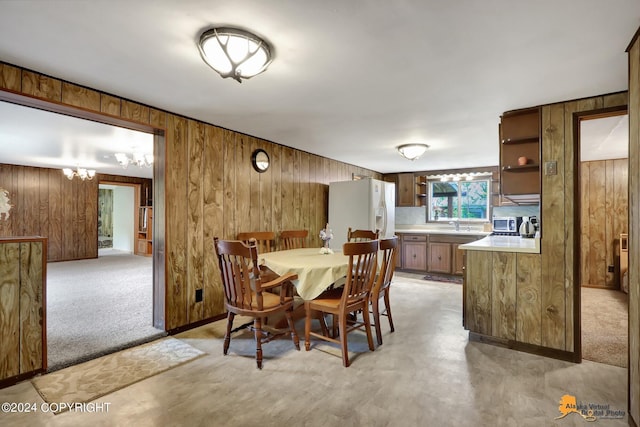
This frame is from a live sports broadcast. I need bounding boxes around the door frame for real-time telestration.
[0,90,167,331]
[573,104,628,361]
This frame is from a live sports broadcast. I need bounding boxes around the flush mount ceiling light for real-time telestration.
[63,166,95,181]
[198,27,273,83]
[397,144,429,161]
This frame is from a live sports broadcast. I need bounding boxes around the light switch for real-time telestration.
[544,161,557,176]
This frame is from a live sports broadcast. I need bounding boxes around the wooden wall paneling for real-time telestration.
[281,146,295,231]
[628,32,640,424]
[605,160,615,287]
[516,254,542,345]
[580,162,590,286]
[203,124,225,318]
[613,158,629,286]
[0,165,9,236]
[61,82,101,111]
[61,174,75,260]
[187,120,205,323]
[222,129,236,240]
[248,137,262,233]
[19,241,44,373]
[21,70,61,102]
[491,252,516,339]
[12,165,23,236]
[165,114,188,330]
[300,151,311,236]
[603,92,629,108]
[85,177,98,258]
[0,63,21,91]
[588,161,607,287]
[540,103,566,350]
[38,168,49,240]
[149,108,167,129]
[121,100,150,124]
[269,143,282,236]
[235,135,252,235]
[100,94,121,116]
[292,150,301,229]
[76,176,88,258]
[257,139,273,234]
[0,242,20,379]
[308,155,318,247]
[465,250,492,335]
[48,169,62,261]
[25,167,40,236]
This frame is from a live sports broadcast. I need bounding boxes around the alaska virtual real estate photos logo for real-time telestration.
[555,395,625,422]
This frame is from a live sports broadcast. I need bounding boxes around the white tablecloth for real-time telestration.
[260,248,349,300]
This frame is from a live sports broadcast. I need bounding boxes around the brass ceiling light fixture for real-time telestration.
[198,27,273,83]
[397,144,429,161]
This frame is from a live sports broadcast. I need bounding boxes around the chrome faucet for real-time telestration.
[449,220,460,231]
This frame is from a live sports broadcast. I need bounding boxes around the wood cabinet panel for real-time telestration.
[397,173,415,206]
[491,252,516,340]
[500,108,541,197]
[452,243,465,275]
[516,253,542,345]
[465,250,492,335]
[0,238,46,383]
[428,242,451,273]
[403,239,427,271]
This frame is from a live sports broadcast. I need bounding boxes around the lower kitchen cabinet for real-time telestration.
[428,242,451,273]
[401,234,427,271]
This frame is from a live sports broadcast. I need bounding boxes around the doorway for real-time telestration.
[99,183,137,253]
[578,109,629,367]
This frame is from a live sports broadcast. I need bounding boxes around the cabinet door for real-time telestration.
[403,241,427,271]
[428,242,452,273]
[452,243,465,275]
[397,173,415,207]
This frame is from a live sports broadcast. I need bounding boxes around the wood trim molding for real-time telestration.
[468,331,579,363]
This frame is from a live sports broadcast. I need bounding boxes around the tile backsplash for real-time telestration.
[395,204,540,225]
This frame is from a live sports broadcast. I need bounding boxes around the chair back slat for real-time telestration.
[342,240,378,305]
[280,229,308,250]
[237,231,276,254]
[214,238,263,311]
[347,227,380,242]
[373,236,398,296]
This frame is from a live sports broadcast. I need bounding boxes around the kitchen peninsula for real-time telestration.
[459,235,554,359]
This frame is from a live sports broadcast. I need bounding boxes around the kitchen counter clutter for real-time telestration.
[459,234,540,254]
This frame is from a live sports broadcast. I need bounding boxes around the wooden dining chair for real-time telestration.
[213,237,300,369]
[370,236,398,345]
[237,231,276,254]
[304,240,378,367]
[347,227,379,242]
[280,229,308,250]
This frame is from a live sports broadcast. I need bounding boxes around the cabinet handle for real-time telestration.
[413,254,416,258]
[438,256,441,260]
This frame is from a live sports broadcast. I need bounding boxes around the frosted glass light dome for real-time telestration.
[198,27,273,83]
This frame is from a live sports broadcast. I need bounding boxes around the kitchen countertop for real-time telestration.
[395,227,490,237]
[459,235,540,254]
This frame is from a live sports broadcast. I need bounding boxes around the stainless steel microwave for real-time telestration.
[492,217,522,234]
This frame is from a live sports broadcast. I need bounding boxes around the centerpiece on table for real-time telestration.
[319,223,334,254]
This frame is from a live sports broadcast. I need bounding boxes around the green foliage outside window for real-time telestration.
[429,180,489,221]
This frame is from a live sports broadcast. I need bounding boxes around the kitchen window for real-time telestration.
[428,178,490,221]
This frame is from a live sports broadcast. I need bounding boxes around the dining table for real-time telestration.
[259,247,349,300]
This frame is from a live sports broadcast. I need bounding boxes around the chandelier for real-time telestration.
[115,152,153,169]
[63,166,95,181]
[198,27,273,83]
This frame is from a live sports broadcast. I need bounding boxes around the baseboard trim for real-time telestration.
[0,369,45,390]
[468,332,579,363]
[629,413,638,427]
[167,314,226,335]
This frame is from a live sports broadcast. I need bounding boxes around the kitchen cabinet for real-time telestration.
[397,173,416,207]
[499,107,541,203]
[428,234,482,275]
[401,234,427,271]
[428,242,451,273]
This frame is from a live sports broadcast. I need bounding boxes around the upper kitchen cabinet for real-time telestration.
[499,107,541,203]
[397,173,416,206]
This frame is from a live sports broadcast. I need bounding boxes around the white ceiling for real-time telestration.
[0,1,638,175]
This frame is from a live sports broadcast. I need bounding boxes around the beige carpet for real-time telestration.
[581,286,628,368]
[32,337,205,413]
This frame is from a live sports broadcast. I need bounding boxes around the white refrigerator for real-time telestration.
[328,178,395,251]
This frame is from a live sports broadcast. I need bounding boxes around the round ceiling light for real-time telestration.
[397,144,429,161]
[198,27,273,83]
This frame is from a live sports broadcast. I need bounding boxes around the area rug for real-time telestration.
[423,273,462,284]
[32,337,206,413]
